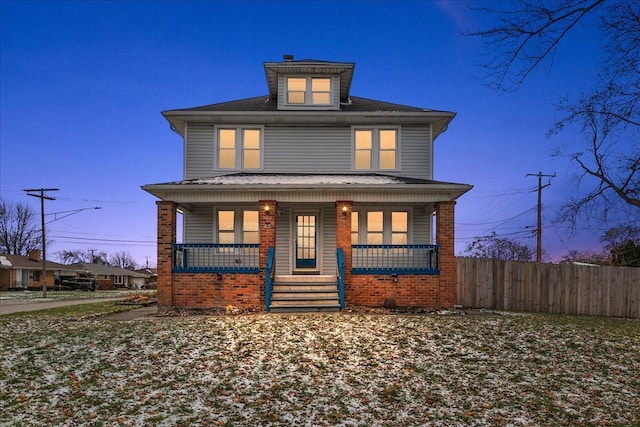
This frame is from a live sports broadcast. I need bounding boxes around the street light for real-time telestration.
[46,206,102,224]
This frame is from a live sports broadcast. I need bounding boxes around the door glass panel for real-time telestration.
[296,214,317,268]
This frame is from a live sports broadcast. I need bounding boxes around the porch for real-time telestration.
[149,175,468,311]
[171,243,441,311]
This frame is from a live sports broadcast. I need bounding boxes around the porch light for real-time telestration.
[342,205,349,215]
[264,205,271,214]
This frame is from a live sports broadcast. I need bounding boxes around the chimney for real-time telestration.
[28,249,41,262]
[283,54,294,62]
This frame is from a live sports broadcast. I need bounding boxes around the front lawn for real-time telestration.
[0,289,156,302]
[1,308,638,426]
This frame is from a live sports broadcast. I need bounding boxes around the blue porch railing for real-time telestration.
[352,244,440,274]
[336,248,345,309]
[173,243,260,273]
[265,247,275,311]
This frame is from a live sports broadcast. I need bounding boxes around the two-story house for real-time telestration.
[143,56,472,312]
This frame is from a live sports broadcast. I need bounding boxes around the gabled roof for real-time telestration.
[0,254,77,271]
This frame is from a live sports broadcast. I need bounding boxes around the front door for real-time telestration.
[295,214,317,269]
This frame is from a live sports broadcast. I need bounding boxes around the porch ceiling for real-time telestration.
[141,173,473,206]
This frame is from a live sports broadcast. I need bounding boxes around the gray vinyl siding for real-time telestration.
[321,205,337,274]
[399,126,432,180]
[412,207,432,243]
[184,123,215,180]
[264,126,351,173]
[275,207,291,276]
[184,206,213,242]
[183,123,433,180]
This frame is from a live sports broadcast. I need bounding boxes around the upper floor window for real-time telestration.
[286,77,331,105]
[353,128,399,170]
[217,128,262,170]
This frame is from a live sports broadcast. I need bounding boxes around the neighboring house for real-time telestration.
[135,268,158,287]
[0,250,79,291]
[67,263,149,290]
[143,56,472,312]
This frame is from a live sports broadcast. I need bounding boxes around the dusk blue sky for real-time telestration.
[1,0,613,266]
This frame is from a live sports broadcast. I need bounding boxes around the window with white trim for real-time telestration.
[217,128,262,170]
[352,209,410,245]
[114,275,124,285]
[351,211,359,245]
[218,211,236,244]
[353,128,398,170]
[367,211,384,245]
[217,209,259,244]
[243,210,259,244]
[286,77,332,105]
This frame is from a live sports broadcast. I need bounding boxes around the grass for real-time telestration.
[0,289,157,301]
[0,306,638,426]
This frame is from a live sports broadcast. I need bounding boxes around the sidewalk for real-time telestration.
[0,297,129,315]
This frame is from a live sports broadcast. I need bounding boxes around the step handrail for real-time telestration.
[265,247,275,311]
[337,248,345,310]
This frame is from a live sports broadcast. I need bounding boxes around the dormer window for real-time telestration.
[286,77,331,105]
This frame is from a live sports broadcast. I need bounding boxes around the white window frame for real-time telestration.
[215,208,260,244]
[285,76,333,106]
[215,127,264,171]
[352,127,400,171]
[352,208,411,245]
[114,275,124,285]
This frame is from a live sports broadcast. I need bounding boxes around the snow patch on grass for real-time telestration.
[0,312,638,426]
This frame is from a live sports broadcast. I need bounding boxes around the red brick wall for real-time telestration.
[157,200,177,310]
[336,200,353,288]
[348,275,441,307]
[172,273,262,309]
[259,200,277,306]
[436,201,456,307]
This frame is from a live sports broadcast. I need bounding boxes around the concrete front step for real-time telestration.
[268,275,340,312]
[274,275,336,283]
[273,291,339,299]
[270,304,341,313]
[273,285,338,292]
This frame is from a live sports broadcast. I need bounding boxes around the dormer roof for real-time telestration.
[263,57,355,102]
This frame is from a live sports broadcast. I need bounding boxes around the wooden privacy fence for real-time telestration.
[456,257,640,319]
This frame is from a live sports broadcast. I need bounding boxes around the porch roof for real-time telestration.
[142,173,472,205]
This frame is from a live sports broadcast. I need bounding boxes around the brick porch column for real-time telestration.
[157,200,177,310]
[259,200,277,273]
[336,201,353,292]
[436,201,456,307]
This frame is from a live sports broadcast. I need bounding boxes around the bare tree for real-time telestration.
[470,0,640,225]
[464,232,535,261]
[58,249,108,265]
[468,0,606,92]
[0,200,42,255]
[109,250,138,270]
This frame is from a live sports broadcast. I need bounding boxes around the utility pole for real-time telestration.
[526,172,555,263]
[24,188,59,297]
